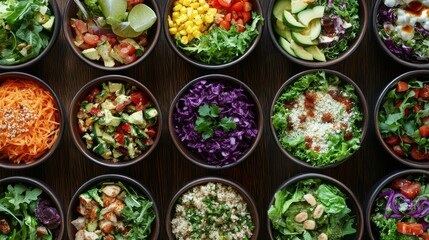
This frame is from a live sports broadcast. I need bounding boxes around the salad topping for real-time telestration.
[379,79,429,161]
[71,181,156,239]
[272,71,363,167]
[268,178,356,239]
[173,80,258,166]
[377,0,429,62]
[371,175,429,239]
[0,0,55,65]
[167,0,264,65]
[77,81,158,162]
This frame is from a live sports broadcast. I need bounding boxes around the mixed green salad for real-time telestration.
[268,178,357,239]
[379,79,429,161]
[371,175,429,239]
[71,181,156,239]
[0,0,55,65]
[272,71,363,167]
[377,0,429,63]
[0,183,61,239]
[77,81,158,162]
[272,0,360,62]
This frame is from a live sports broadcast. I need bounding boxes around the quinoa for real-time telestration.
[171,182,254,240]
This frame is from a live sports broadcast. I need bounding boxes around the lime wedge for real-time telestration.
[99,0,127,24]
[129,4,157,32]
[112,21,144,38]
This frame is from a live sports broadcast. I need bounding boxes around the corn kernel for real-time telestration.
[179,29,188,36]
[193,30,202,38]
[183,0,191,6]
[203,15,214,23]
[178,0,184,4]
[180,7,187,14]
[169,27,178,35]
[172,11,180,19]
[207,8,217,15]
[181,36,188,44]
[168,19,175,27]
[199,0,206,4]
[173,4,182,11]
[186,26,193,33]
[191,2,200,8]
[187,34,193,42]
[194,17,203,26]
[190,9,198,18]
[202,3,210,11]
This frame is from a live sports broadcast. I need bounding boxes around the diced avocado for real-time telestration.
[82,48,100,61]
[108,82,124,94]
[87,220,98,232]
[305,46,326,62]
[128,111,146,126]
[35,12,50,24]
[100,100,116,111]
[101,132,115,144]
[109,48,124,64]
[282,10,305,30]
[309,19,322,40]
[103,110,122,127]
[96,41,115,68]
[144,108,158,119]
[120,38,141,50]
[115,94,130,105]
[112,149,123,158]
[127,142,136,159]
[291,32,318,46]
[87,188,104,207]
[291,0,307,13]
[94,122,103,137]
[273,0,291,20]
[83,102,94,113]
[290,40,313,61]
[297,6,325,26]
[279,37,297,57]
[101,150,112,160]
[41,16,55,31]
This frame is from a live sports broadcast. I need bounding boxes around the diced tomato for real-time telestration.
[392,178,412,190]
[224,13,232,22]
[85,87,101,102]
[113,42,137,64]
[420,233,429,240]
[219,20,231,30]
[412,88,420,98]
[143,138,154,146]
[411,146,428,160]
[401,182,421,199]
[83,33,100,47]
[230,2,243,11]
[147,126,156,138]
[130,91,148,106]
[127,0,143,8]
[74,19,88,35]
[232,11,239,20]
[413,103,423,113]
[420,85,429,100]
[396,81,409,92]
[119,42,135,56]
[89,107,100,116]
[100,34,118,46]
[242,11,251,23]
[420,126,429,138]
[120,123,131,132]
[218,0,232,7]
[395,101,402,107]
[423,116,429,125]
[243,1,252,11]
[114,132,125,145]
[115,100,132,112]
[123,54,137,65]
[235,18,245,32]
[397,222,424,235]
[385,135,400,146]
[77,124,85,135]
[401,135,414,144]
[393,145,406,156]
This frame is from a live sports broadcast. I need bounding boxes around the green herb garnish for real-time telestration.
[194,104,237,139]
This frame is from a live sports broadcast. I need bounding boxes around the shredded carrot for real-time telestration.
[0,79,60,164]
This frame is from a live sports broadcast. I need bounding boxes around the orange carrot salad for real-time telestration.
[0,79,60,164]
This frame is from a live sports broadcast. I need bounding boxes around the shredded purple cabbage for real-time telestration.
[415,23,429,37]
[173,80,258,166]
[34,199,61,229]
[378,189,429,221]
[377,3,396,24]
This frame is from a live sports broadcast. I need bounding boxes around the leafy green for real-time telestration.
[176,12,264,65]
[0,0,54,65]
[268,179,356,240]
[194,104,237,139]
[83,0,103,17]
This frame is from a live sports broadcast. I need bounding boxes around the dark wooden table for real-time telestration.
[0,0,418,238]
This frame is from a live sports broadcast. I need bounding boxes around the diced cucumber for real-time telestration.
[108,82,124,94]
[144,108,158,119]
[113,149,123,159]
[83,102,94,113]
[101,132,115,144]
[94,122,103,137]
[127,142,136,159]
[87,220,98,232]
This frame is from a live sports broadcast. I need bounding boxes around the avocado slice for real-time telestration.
[290,40,313,61]
[282,10,305,30]
[305,46,326,62]
[291,0,307,13]
[309,19,322,40]
[279,37,296,57]
[297,5,325,26]
[42,16,55,31]
[291,32,318,46]
[273,0,291,20]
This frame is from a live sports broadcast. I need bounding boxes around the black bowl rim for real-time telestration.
[168,74,264,169]
[365,169,429,240]
[66,174,160,239]
[0,0,61,70]
[269,69,369,169]
[165,176,260,239]
[163,0,264,69]
[0,72,65,169]
[266,173,364,240]
[62,0,161,71]
[69,74,162,168]
[267,0,368,68]
[0,176,65,239]
[374,70,429,168]
[371,0,429,69]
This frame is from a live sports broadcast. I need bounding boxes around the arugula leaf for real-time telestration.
[194,104,237,139]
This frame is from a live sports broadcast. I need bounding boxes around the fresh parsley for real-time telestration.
[194,104,237,139]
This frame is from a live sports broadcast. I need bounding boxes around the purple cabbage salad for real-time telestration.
[377,0,429,63]
[371,175,429,239]
[173,80,258,166]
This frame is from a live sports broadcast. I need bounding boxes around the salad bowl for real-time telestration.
[0,0,61,70]
[373,0,429,68]
[0,72,65,170]
[163,0,264,69]
[67,174,160,239]
[375,70,429,168]
[267,0,368,67]
[270,69,368,169]
[69,75,162,168]
[168,74,263,169]
[63,0,161,71]
[166,177,259,239]
[267,173,364,240]
[0,176,65,239]
[366,169,429,239]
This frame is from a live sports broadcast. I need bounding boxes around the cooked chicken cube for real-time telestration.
[303,220,316,230]
[294,212,308,223]
[36,226,48,236]
[104,211,117,223]
[75,229,99,240]
[318,233,328,240]
[313,204,325,219]
[99,220,114,234]
[303,194,317,206]
[71,217,86,230]
[102,185,121,198]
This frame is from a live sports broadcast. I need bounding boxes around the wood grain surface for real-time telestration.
[0,0,417,238]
